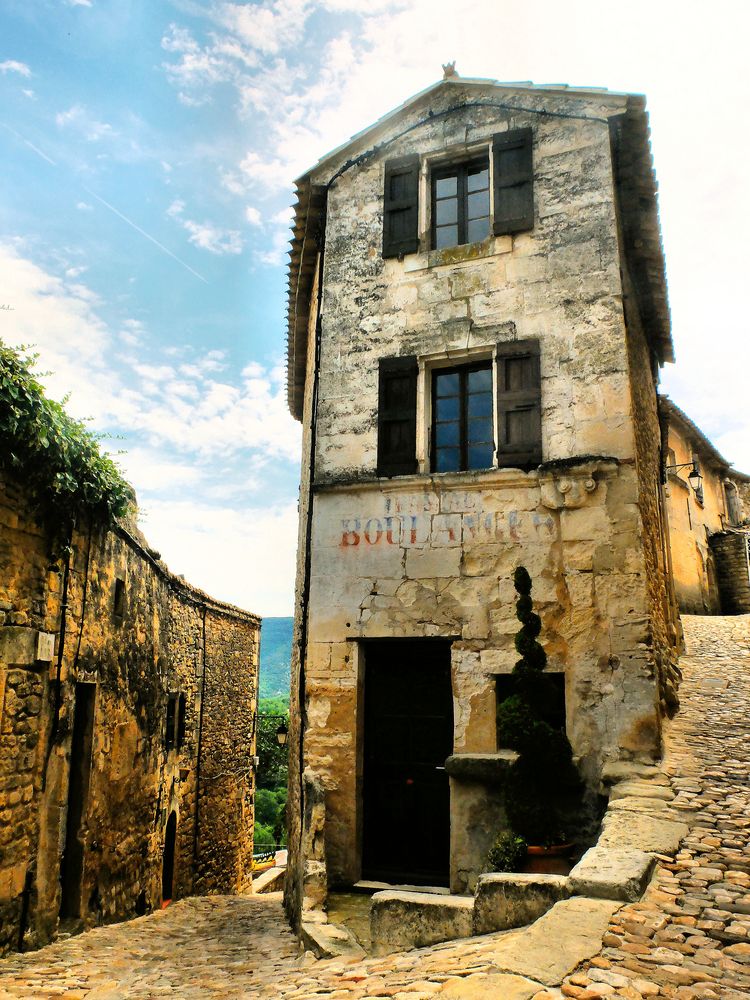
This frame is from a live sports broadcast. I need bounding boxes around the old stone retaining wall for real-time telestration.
[0,472,259,954]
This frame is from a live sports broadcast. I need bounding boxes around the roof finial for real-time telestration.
[442,61,458,80]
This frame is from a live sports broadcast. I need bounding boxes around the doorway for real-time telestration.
[362,640,453,886]
[162,811,177,902]
[59,682,96,919]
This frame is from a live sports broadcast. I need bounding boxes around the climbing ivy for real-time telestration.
[0,341,134,531]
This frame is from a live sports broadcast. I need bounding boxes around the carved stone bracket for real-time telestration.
[538,459,619,510]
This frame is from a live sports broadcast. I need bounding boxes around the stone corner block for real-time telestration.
[0,626,43,667]
[569,847,656,902]
[300,915,365,960]
[370,890,474,955]
[473,872,571,935]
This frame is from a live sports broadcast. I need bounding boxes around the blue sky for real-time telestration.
[1,0,748,615]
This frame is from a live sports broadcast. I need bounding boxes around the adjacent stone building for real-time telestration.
[661,397,750,614]
[0,470,260,955]
[283,74,683,929]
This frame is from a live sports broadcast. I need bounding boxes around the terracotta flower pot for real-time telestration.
[524,842,575,875]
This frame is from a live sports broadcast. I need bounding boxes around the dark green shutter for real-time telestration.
[492,128,534,236]
[496,339,542,467]
[382,155,420,258]
[377,356,418,477]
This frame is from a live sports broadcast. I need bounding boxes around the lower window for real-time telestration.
[432,362,494,472]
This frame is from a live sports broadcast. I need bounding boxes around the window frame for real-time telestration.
[430,359,496,474]
[430,154,491,251]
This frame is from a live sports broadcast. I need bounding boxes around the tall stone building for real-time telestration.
[661,397,750,614]
[0,471,260,954]
[283,74,681,928]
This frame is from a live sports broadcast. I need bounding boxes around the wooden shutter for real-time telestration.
[377,356,418,477]
[496,340,542,467]
[492,128,534,236]
[382,155,420,258]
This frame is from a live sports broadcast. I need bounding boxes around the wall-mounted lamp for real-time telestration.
[275,720,289,747]
[665,459,703,493]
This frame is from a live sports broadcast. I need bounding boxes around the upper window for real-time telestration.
[382,127,534,258]
[432,158,490,250]
[432,362,494,472]
[376,340,542,478]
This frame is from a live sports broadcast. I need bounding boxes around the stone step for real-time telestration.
[370,889,474,955]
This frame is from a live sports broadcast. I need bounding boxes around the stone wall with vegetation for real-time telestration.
[0,469,259,955]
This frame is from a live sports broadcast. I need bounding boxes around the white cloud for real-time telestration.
[244,205,262,226]
[0,60,31,77]
[67,0,93,6]
[137,497,298,616]
[76,201,93,211]
[182,219,244,254]
[55,104,117,142]
[166,198,244,254]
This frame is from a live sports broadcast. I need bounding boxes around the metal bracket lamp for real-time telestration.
[664,459,703,492]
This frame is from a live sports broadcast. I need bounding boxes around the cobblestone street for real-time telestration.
[1,615,749,1000]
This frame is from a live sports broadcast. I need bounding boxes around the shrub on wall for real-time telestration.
[0,341,133,532]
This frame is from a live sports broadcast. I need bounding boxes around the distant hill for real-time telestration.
[259,617,293,699]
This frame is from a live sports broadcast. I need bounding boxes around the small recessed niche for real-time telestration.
[496,671,567,749]
[113,577,126,620]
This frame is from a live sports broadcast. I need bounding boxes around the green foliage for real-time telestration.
[257,697,289,790]
[497,566,583,846]
[0,342,133,533]
[486,831,527,873]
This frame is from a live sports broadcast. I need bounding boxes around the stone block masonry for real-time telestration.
[710,531,750,613]
[0,471,260,954]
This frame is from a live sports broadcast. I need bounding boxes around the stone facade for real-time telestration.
[661,397,750,615]
[0,471,259,955]
[284,77,680,929]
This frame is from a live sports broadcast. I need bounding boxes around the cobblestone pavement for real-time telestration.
[1,615,749,1000]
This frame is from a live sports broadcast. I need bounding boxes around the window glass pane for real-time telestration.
[468,368,492,392]
[435,225,458,249]
[468,416,493,444]
[435,395,459,421]
[468,392,492,418]
[468,444,494,469]
[467,166,489,192]
[467,190,489,220]
[435,372,459,397]
[435,175,457,198]
[435,198,458,225]
[435,421,460,447]
[467,217,490,243]
[435,447,460,472]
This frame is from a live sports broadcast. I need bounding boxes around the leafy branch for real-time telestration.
[0,340,134,534]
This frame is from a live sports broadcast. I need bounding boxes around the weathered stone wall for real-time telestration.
[711,532,750,614]
[663,418,727,615]
[0,471,259,955]
[285,253,323,931]
[619,290,680,714]
[286,83,676,914]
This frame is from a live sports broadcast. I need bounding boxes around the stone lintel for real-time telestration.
[445,751,518,784]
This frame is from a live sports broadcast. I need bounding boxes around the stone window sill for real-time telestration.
[444,751,518,784]
[403,235,512,274]
[313,466,540,495]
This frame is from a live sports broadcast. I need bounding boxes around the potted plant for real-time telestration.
[495,566,583,872]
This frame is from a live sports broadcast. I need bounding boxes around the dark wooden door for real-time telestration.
[59,682,96,919]
[362,640,453,885]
